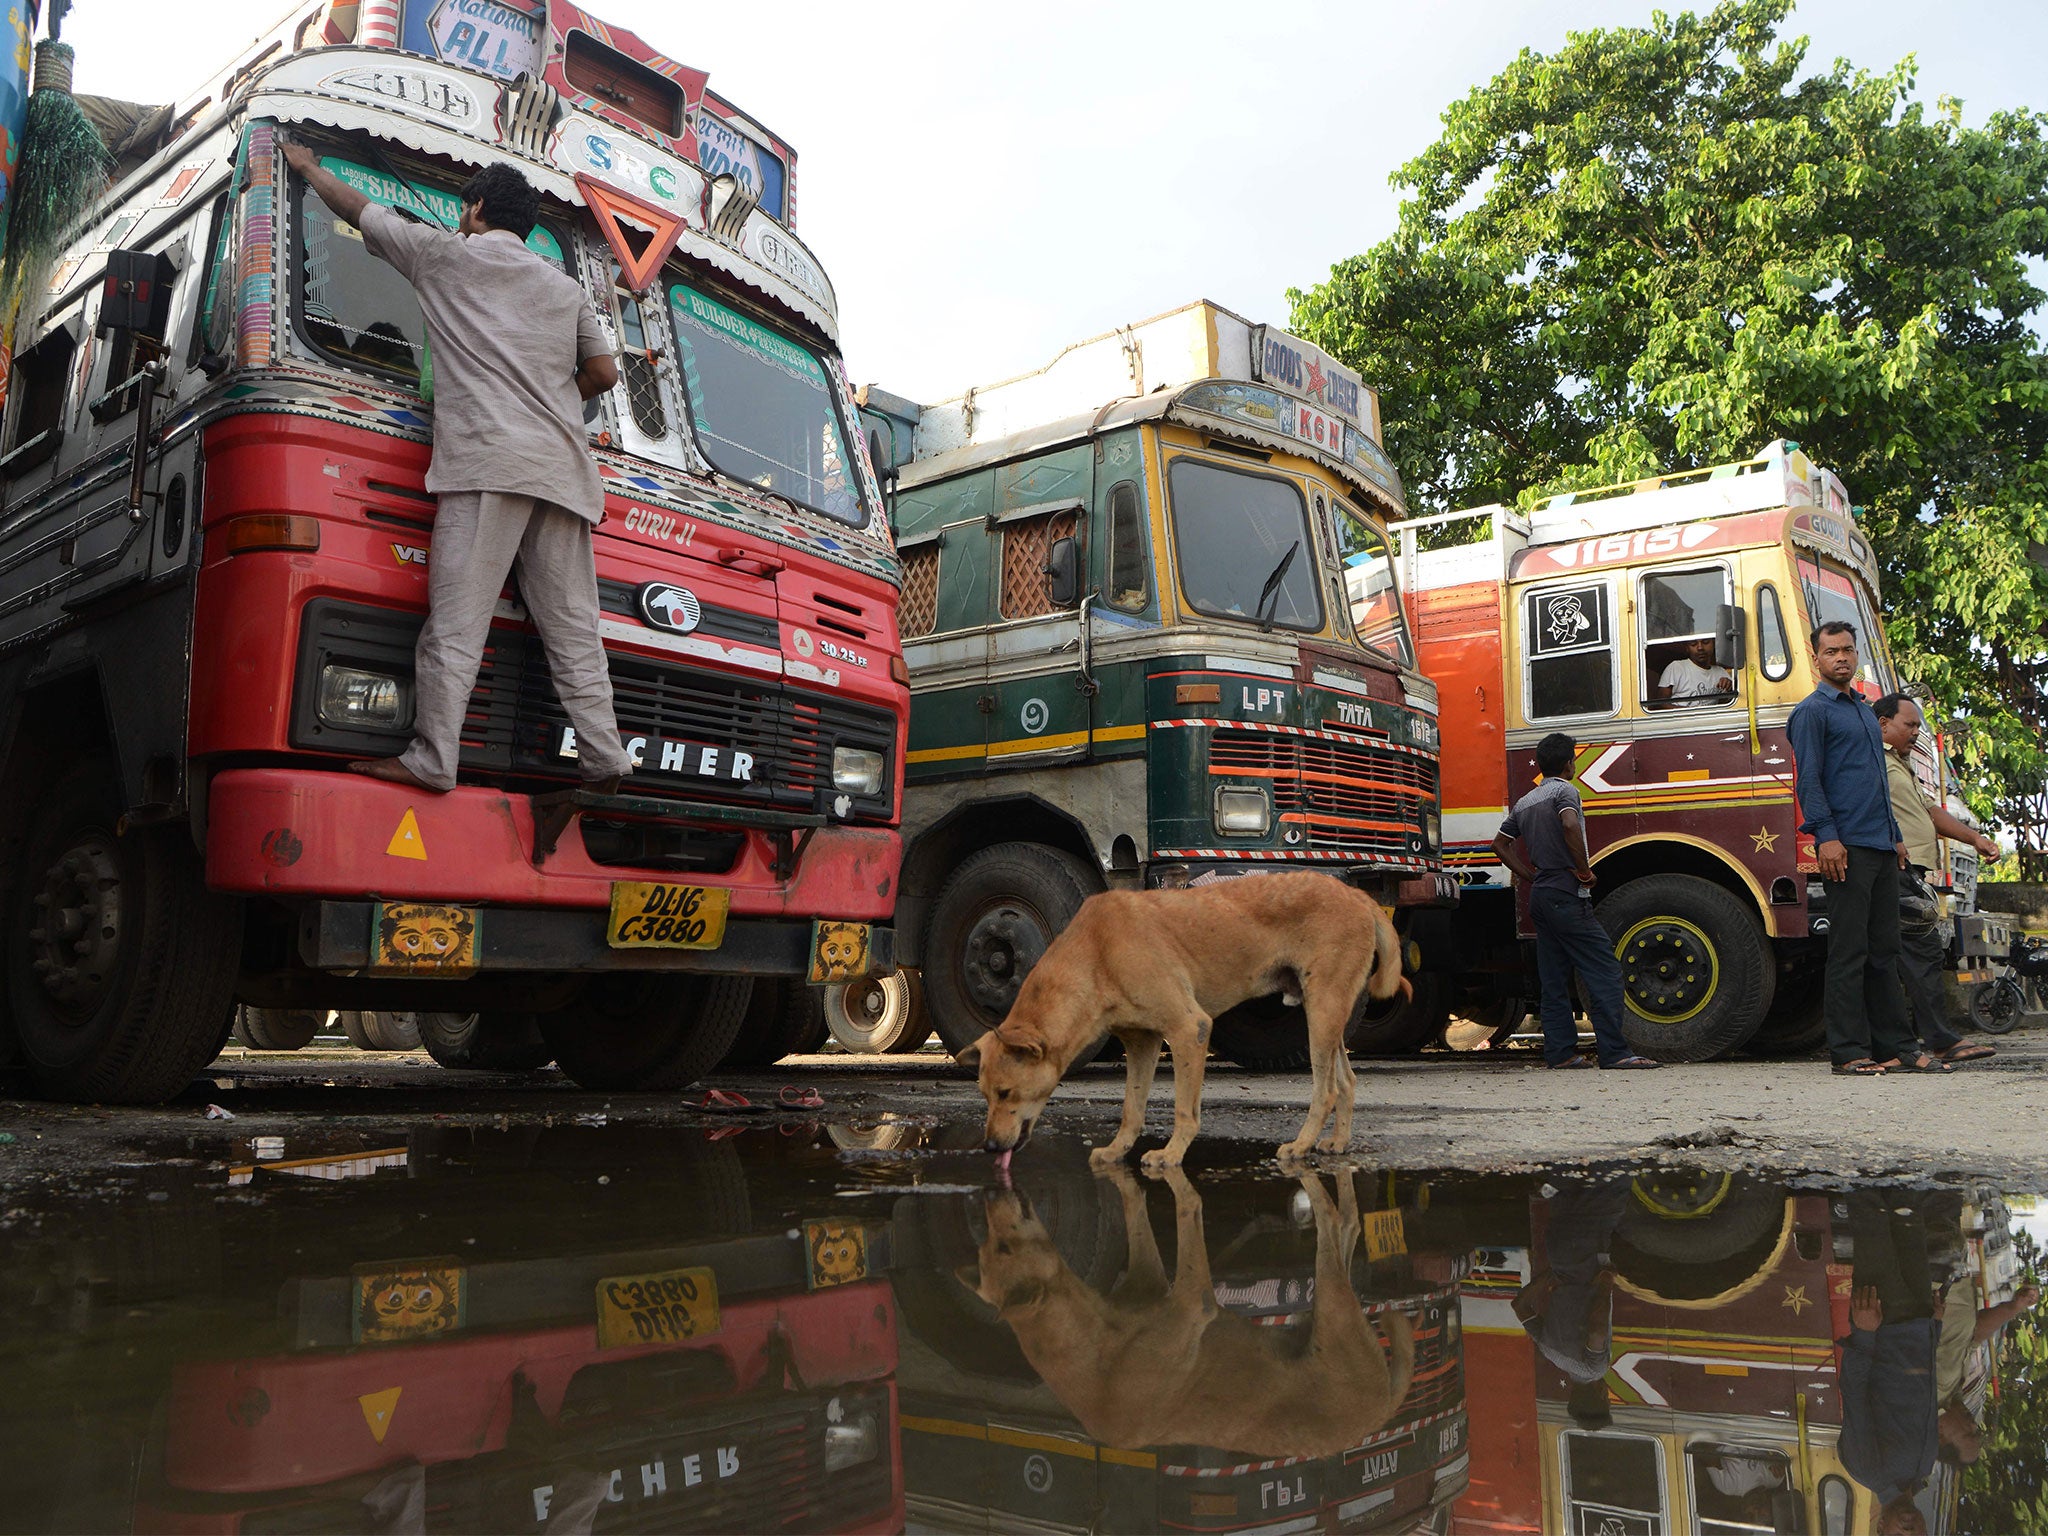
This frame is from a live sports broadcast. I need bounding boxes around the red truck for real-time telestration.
[0,0,905,1101]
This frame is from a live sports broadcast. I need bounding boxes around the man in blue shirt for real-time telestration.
[1787,620,1913,1075]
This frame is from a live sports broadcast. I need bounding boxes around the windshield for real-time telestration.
[1331,501,1414,665]
[294,155,567,382]
[1794,552,1892,697]
[667,282,863,525]
[1167,458,1323,633]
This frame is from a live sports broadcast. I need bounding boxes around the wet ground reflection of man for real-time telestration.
[1511,1177,1633,1429]
[1839,1192,1947,1536]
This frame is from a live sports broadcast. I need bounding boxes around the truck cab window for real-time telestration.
[1642,566,1736,708]
[999,506,1078,621]
[1756,582,1791,680]
[1332,499,1414,665]
[667,280,864,525]
[1167,458,1321,632]
[192,193,236,368]
[1525,582,1615,719]
[1687,1444,1792,1536]
[292,155,570,384]
[2,326,76,469]
[1564,1433,1665,1536]
[897,539,938,638]
[609,261,668,439]
[1105,479,1148,612]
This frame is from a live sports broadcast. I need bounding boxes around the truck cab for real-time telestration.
[862,302,1449,1062]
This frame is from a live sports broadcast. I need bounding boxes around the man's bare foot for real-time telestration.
[347,758,447,793]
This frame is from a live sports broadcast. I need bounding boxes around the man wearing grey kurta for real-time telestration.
[282,142,635,793]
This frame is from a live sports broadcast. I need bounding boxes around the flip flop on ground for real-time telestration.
[1939,1042,1997,1063]
[1832,1058,1888,1076]
[1600,1055,1662,1070]
[1877,1053,1954,1074]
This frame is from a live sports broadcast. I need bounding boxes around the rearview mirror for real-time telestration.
[1045,536,1080,608]
[1715,602,1747,670]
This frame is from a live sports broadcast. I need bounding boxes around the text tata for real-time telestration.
[530,1447,739,1522]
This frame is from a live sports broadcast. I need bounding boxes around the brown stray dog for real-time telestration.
[960,1166,1416,1458]
[957,870,1408,1168]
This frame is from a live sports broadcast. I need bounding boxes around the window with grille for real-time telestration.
[1000,508,1077,621]
[898,542,938,638]
[611,265,668,439]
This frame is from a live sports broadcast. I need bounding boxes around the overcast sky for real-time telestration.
[65,0,2048,403]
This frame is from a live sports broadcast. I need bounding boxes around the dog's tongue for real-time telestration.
[993,1149,1014,1181]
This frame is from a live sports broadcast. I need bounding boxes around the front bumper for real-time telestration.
[298,899,895,977]
[206,768,899,917]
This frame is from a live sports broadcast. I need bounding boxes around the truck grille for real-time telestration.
[293,600,894,818]
[1208,725,1436,859]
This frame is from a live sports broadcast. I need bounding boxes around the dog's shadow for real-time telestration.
[957,1165,1416,1460]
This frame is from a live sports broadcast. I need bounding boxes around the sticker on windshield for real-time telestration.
[669,284,824,385]
[317,157,564,265]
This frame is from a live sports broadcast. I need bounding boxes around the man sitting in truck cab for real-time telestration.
[1650,636,1735,705]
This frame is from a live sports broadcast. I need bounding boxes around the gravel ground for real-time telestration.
[3,1027,2044,1187]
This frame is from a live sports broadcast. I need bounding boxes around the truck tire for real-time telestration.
[6,772,243,1103]
[1348,972,1449,1056]
[335,1011,418,1051]
[541,973,754,1091]
[417,1011,555,1071]
[1595,874,1772,1061]
[1208,993,1312,1071]
[717,976,829,1069]
[923,842,1099,1056]
[232,1006,320,1051]
[823,969,935,1054]
[1747,961,1827,1056]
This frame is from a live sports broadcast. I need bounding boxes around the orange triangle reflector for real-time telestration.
[575,174,690,292]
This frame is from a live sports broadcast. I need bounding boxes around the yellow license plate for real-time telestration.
[606,882,730,949]
[596,1265,719,1348]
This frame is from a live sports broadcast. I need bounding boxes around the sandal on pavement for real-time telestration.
[1879,1053,1954,1074]
[1546,1054,1596,1070]
[1939,1042,1996,1064]
[1832,1058,1888,1077]
[1600,1055,1663,1070]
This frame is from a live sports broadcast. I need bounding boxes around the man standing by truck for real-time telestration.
[280,140,634,795]
[1873,693,2001,1066]
[1788,621,1916,1077]
[1493,733,1661,1070]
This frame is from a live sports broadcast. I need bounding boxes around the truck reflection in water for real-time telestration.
[0,1121,2032,1536]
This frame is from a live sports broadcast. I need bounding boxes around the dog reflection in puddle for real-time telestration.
[958,1166,1415,1459]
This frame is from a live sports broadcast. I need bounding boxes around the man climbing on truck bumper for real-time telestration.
[281,139,634,795]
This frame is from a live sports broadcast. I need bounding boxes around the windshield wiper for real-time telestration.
[1253,541,1301,632]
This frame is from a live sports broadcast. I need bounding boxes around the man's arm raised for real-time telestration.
[281,139,371,227]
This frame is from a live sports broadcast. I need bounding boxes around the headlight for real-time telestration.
[1214,786,1271,836]
[832,746,886,795]
[823,1398,881,1472]
[1425,810,1441,849]
[317,665,413,729]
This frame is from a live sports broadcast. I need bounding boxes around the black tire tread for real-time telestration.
[1594,873,1771,1062]
[232,1006,320,1052]
[718,977,827,1070]
[417,1011,555,1071]
[10,773,242,1104]
[923,841,1099,1055]
[542,974,755,1091]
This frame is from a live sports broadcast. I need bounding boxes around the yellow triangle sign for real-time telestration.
[359,1386,401,1443]
[386,808,427,861]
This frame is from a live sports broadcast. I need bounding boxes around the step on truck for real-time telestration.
[858,302,1451,1066]
[0,0,906,1102]
[1404,441,2001,1061]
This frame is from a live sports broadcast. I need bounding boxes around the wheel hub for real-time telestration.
[28,837,124,1018]
[828,974,908,1051]
[1618,918,1717,1024]
[959,902,1049,1017]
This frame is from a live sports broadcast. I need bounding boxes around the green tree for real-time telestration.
[1960,1227,2048,1532]
[1290,0,2048,864]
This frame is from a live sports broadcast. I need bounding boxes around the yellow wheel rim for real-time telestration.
[1616,915,1719,1025]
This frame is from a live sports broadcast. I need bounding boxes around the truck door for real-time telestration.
[1086,454,1156,762]
[985,447,1093,771]
[893,470,997,769]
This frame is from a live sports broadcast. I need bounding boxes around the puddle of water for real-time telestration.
[0,1125,2036,1534]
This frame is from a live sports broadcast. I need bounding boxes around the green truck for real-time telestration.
[852,303,1453,1066]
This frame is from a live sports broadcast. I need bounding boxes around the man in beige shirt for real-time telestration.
[1874,693,2001,1065]
[282,140,634,794]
